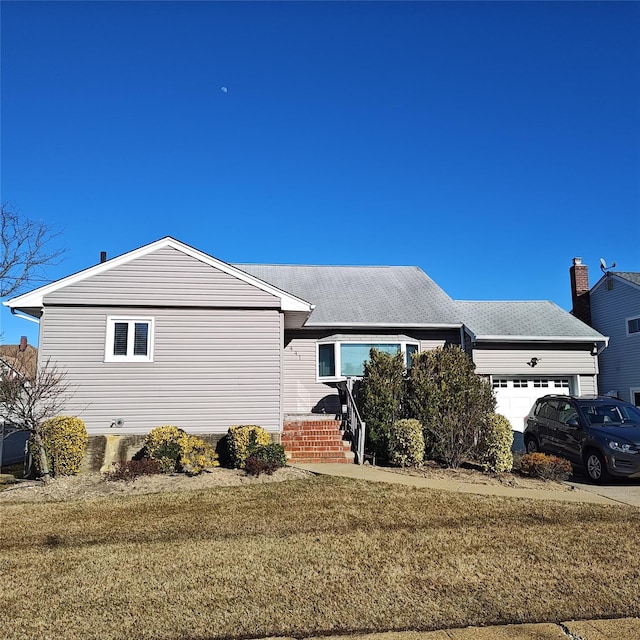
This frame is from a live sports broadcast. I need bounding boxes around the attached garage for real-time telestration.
[457,300,608,432]
[492,377,571,432]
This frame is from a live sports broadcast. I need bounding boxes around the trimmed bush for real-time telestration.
[144,425,188,473]
[226,425,271,469]
[388,419,424,467]
[478,413,514,473]
[520,452,573,481]
[106,458,161,482]
[181,435,219,475]
[29,416,88,477]
[245,444,286,476]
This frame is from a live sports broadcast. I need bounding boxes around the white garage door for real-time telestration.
[493,377,572,432]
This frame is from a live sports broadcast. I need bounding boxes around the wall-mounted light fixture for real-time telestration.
[591,344,599,356]
[527,357,540,368]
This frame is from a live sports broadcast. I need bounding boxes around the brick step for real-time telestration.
[280,433,344,442]
[286,444,352,453]
[282,427,346,436]
[283,421,342,430]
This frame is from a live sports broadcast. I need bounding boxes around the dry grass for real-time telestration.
[1,475,639,640]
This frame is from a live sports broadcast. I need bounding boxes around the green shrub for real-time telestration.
[406,346,495,468]
[180,435,219,475]
[358,349,406,461]
[251,443,287,467]
[478,413,514,473]
[520,452,572,481]
[144,425,188,473]
[226,425,271,469]
[388,419,424,467]
[29,416,88,477]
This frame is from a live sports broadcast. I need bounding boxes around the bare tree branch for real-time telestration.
[0,203,65,298]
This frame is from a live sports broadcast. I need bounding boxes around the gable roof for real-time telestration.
[591,271,640,295]
[235,264,461,328]
[5,237,313,316]
[457,300,607,343]
[0,343,38,379]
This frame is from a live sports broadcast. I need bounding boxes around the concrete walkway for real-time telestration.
[291,462,620,505]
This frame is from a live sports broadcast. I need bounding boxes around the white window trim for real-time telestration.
[316,340,419,382]
[626,316,640,337]
[105,317,155,363]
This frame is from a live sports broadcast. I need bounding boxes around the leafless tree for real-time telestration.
[0,203,65,298]
[0,360,71,483]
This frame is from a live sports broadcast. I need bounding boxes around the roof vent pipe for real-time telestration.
[100,251,107,263]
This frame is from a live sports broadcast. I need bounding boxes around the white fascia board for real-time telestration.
[4,237,313,314]
[591,273,640,295]
[472,334,609,345]
[305,322,464,329]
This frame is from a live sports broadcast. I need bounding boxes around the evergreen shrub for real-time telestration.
[478,413,514,473]
[226,425,271,469]
[29,416,88,477]
[520,452,572,481]
[388,419,424,467]
[144,425,188,472]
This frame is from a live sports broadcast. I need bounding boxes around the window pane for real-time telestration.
[113,323,128,356]
[340,344,400,377]
[628,318,640,334]
[134,323,149,356]
[406,344,418,369]
[318,344,335,377]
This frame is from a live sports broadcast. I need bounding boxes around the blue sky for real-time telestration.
[1,1,639,346]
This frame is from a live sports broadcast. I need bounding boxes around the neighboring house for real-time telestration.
[0,337,38,380]
[570,257,640,406]
[3,238,606,454]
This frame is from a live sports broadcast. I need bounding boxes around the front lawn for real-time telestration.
[1,476,639,640]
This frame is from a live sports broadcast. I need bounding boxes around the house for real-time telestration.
[570,257,640,405]
[0,336,38,380]
[3,237,606,464]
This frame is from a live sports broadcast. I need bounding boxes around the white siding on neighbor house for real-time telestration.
[282,329,461,415]
[39,306,282,434]
[45,246,281,308]
[591,277,640,402]
[472,347,598,376]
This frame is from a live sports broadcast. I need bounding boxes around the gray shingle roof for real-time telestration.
[614,272,640,287]
[456,301,605,341]
[234,264,461,327]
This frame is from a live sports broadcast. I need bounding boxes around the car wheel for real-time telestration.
[524,436,539,454]
[585,450,610,484]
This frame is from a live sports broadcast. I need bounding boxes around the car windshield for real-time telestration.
[582,403,640,426]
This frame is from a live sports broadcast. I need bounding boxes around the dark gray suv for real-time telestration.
[524,395,640,483]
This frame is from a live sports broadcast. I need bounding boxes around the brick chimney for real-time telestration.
[19,336,28,352]
[570,257,591,325]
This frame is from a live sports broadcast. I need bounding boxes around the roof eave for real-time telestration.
[303,322,463,329]
[471,334,609,344]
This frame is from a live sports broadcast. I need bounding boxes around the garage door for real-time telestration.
[492,377,572,432]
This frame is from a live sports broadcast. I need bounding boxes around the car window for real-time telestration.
[537,401,559,421]
[557,402,578,425]
[619,404,640,422]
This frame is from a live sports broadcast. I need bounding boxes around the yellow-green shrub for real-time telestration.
[388,419,424,467]
[226,425,271,469]
[181,435,219,475]
[478,413,514,473]
[29,416,88,477]
[144,425,188,473]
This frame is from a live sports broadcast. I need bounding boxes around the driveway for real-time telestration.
[567,471,640,507]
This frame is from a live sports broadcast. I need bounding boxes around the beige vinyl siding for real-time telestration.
[282,329,461,414]
[577,375,597,396]
[45,246,280,308]
[472,346,597,376]
[39,306,282,434]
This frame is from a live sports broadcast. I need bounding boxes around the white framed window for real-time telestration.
[513,379,529,388]
[317,341,419,381]
[105,317,154,362]
[533,379,549,388]
[627,317,640,336]
[492,379,508,388]
[631,388,640,407]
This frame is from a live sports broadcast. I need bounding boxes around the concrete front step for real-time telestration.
[283,419,354,464]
